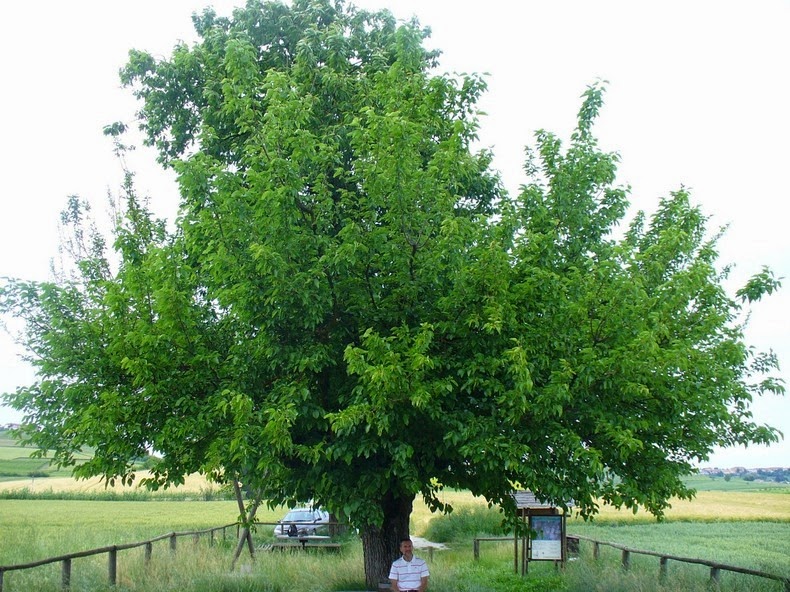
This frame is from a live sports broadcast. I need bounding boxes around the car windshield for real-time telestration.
[283,510,316,522]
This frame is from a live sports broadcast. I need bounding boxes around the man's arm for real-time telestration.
[419,574,429,591]
[390,577,398,592]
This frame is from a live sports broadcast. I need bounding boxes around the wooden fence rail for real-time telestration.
[472,534,790,591]
[0,523,238,592]
[574,534,790,592]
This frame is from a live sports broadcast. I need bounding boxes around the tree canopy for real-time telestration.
[0,0,783,586]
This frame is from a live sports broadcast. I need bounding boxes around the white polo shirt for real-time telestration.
[389,555,429,591]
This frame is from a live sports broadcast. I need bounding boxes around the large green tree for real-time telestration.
[1,1,783,587]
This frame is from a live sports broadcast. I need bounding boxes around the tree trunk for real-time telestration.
[361,492,414,590]
[231,480,259,569]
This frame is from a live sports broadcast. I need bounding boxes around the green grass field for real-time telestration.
[682,474,789,492]
[2,499,787,592]
[0,430,114,481]
[568,521,790,575]
[0,499,245,566]
[0,440,58,478]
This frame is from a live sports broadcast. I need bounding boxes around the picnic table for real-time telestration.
[262,536,342,552]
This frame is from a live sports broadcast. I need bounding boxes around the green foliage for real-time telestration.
[736,265,782,303]
[449,563,566,592]
[0,0,785,587]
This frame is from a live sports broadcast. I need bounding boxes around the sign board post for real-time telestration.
[511,490,572,575]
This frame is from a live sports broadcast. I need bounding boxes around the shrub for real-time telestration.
[423,505,507,543]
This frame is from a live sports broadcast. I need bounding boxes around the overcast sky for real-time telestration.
[1,1,787,468]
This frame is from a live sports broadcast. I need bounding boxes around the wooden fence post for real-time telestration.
[710,567,721,587]
[61,558,71,590]
[108,548,117,586]
[593,542,600,560]
[0,568,4,592]
[145,542,152,565]
[170,534,177,553]
[621,550,630,571]
[514,536,519,575]
[473,539,479,561]
[210,529,215,547]
[659,556,668,582]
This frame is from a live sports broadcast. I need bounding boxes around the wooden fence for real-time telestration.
[0,523,238,592]
[473,534,790,591]
[576,535,790,592]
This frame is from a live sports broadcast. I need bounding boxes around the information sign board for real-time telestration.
[529,515,563,561]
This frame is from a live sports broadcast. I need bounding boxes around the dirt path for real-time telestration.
[410,536,447,549]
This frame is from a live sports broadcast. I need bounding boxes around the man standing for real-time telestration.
[389,538,429,592]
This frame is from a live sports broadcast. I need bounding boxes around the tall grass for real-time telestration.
[423,505,507,542]
[562,541,786,592]
[3,538,785,592]
[0,537,369,592]
[2,541,257,592]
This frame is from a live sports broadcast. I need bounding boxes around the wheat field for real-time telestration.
[3,470,788,526]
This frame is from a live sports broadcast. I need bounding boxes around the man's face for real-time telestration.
[400,539,413,559]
